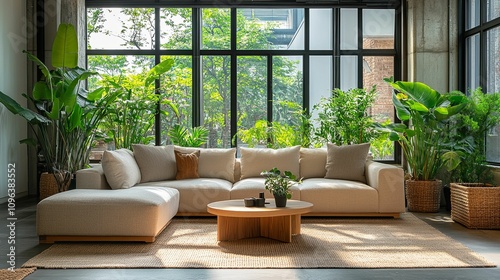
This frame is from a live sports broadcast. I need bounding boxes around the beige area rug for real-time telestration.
[0,268,36,280]
[23,213,495,269]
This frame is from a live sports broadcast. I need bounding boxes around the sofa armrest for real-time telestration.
[76,164,111,190]
[365,161,405,213]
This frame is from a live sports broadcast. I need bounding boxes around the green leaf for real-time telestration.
[24,51,52,82]
[87,87,105,101]
[0,91,51,125]
[32,81,51,100]
[19,138,38,147]
[48,98,60,120]
[68,104,82,131]
[145,59,174,87]
[392,81,440,109]
[51,23,78,68]
[392,92,410,121]
[442,151,461,172]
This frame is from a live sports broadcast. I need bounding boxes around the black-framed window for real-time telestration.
[85,0,401,162]
[460,0,500,164]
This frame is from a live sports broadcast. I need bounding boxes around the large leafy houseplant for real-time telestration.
[381,78,468,181]
[445,88,500,183]
[379,78,468,212]
[0,24,118,192]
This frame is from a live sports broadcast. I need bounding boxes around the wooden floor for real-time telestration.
[1,196,499,280]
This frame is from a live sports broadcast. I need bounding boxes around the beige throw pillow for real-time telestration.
[239,146,300,179]
[101,149,141,189]
[174,150,200,180]
[325,143,370,183]
[132,144,177,182]
[174,147,236,182]
[299,148,327,179]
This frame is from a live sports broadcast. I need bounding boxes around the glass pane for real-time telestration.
[363,56,395,160]
[310,56,332,121]
[87,55,155,90]
[202,8,230,50]
[87,55,156,149]
[363,9,395,49]
[310,9,332,50]
[340,56,358,90]
[487,0,500,21]
[272,56,303,148]
[466,0,480,29]
[237,9,304,50]
[202,56,231,148]
[486,27,500,163]
[160,56,192,144]
[87,8,155,50]
[160,8,192,50]
[340,9,358,50]
[466,34,480,92]
[237,56,267,148]
[487,27,500,93]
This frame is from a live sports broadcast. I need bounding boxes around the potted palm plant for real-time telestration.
[0,23,118,197]
[260,167,301,207]
[379,78,468,212]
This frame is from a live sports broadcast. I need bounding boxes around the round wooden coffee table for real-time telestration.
[207,199,313,243]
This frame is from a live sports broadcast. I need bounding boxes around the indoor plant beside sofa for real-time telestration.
[380,78,468,212]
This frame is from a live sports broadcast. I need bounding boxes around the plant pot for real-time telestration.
[274,193,287,207]
[39,172,72,200]
[450,183,500,229]
[405,180,442,213]
[443,185,451,211]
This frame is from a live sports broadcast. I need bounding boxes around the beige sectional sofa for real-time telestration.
[37,144,405,243]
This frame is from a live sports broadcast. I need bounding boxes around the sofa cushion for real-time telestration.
[298,178,378,213]
[132,144,177,183]
[174,150,200,180]
[175,147,236,182]
[101,149,141,189]
[299,148,327,179]
[137,179,232,213]
[239,146,300,180]
[325,143,370,183]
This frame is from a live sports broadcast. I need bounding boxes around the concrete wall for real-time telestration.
[0,0,29,203]
[407,0,458,93]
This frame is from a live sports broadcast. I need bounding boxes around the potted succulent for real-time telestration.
[379,78,468,212]
[260,167,301,207]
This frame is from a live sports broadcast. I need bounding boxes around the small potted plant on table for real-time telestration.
[260,167,301,207]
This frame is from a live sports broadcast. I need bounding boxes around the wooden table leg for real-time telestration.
[260,215,292,243]
[217,216,260,241]
[291,214,301,235]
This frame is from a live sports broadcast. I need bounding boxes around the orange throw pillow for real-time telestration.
[174,150,200,180]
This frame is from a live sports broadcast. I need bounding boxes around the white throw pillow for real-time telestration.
[132,144,177,183]
[299,148,327,179]
[175,147,236,182]
[101,149,141,189]
[239,146,300,179]
[325,143,370,183]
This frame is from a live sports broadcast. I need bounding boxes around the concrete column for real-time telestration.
[406,0,458,93]
[60,0,86,67]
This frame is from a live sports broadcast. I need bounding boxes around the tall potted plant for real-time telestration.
[0,23,118,196]
[379,78,468,212]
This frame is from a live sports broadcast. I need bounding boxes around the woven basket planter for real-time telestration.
[405,180,442,212]
[39,172,71,200]
[39,172,60,200]
[450,183,500,229]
